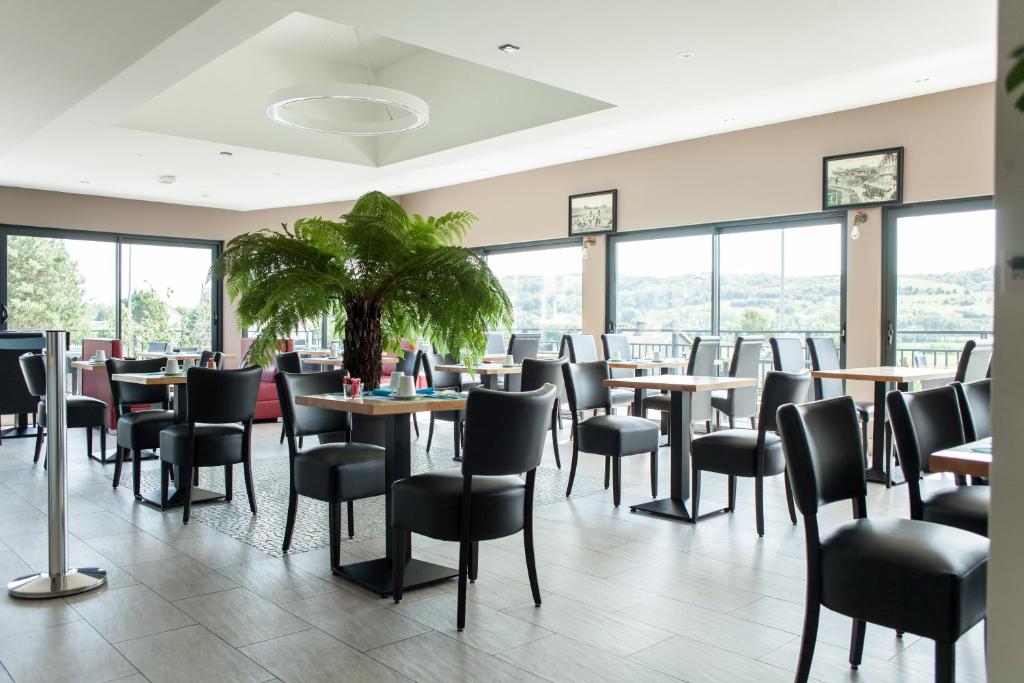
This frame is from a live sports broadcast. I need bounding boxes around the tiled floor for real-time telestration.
[0,418,988,683]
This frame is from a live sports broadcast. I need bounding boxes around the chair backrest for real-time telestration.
[508,334,540,363]
[186,366,262,424]
[199,350,215,368]
[769,337,805,373]
[563,334,599,362]
[275,370,353,439]
[147,341,170,352]
[758,371,812,435]
[686,336,720,375]
[955,340,993,383]
[276,351,303,374]
[601,333,632,379]
[724,336,764,416]
[0,331,45,415]
[214,351,225,369]
[18,353,46,398]
[521,357,566,393]
[106,357,171,409]
[421,352,461,390]
[886,384,966,518]
[807,336,844,400]
[462,385,558,475]
[393,348,419,376]
[485,333,506,355]
[777,396,868,516]
[955,378,991,442]
[562,360,611,413]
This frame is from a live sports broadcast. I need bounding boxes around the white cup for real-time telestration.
[397,375,416,397]
[163,358,180,375]
[389,371,404,389]
[94,349,106,362]
[503,354,516,367]
[182,357,195,370]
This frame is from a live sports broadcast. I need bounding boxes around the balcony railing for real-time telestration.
[896,330,991,369]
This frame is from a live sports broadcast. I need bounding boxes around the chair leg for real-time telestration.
[795,600,821,683]
[565,440,579,497]
[885,422,893,489]
[727,475,737,512]
[181,461,194,524]
[347,500,355,538]
[328,501,340,569]
[426,415,435,453]
[603,457,610,489]
[224,465,233,501]
[860,418,869,467]
[132,449,143,500]
[524,511,542,606]
[282,486,298,552]
[784,472,798,525]
[468,541,479,582]
[279,423,285,444]
[849,619,866,669]
[557,399,563,430]
[755,475,765,537]
[751,417,756,430]
[243,456,257,514]
[691,467,701,520]
[729,416,735,429]
[112,445,123,488]
[550,409,561,469]
[453,418,462,462]
[457,540,469,631]
[935,640,955,683]
[100,427,107,461]
[612,456,622,507]
[650,449,658,498]
[705,420,712,436]
[33,426,43,463]
[392,528,406,603]
[86,427,93,459]
[160,462,170,510]
[412,413,419,437]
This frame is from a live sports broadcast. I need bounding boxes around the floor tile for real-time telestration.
[219,556,338,604]
[241,628,409,683]
[123,555,238,601]
[117,624,274,683]
[499,632,679,683]
[631,634,794,683]
[368,631,546,683]
[68,510,140,540]
[68,583,194,643]
[395,593,550,654]
[174,587,309,647]
[0,620,137,683]
[85,531,180,565]
[281,590,430,651]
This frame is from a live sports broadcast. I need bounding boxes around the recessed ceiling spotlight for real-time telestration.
[722,117,736,123]
[914,77,931,83]
[201,193,211,198]
[79,180,91,184]
[219,151,233,156]
[676,51,695,59]
[498,43,520,53]
[157,175,177,184]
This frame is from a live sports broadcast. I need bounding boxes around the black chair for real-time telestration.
[807,336,877,466]
[159,366,262,523]
[503,334,540,392]
[393,348,421,435]
[886,385,989,537]
[0,331,44,445]
[391,384,558,630]
[147,341,170,353]
[691,370,809,536]
[564,333,632,411]
[19,353,107,464]
[276,352,303,446]
[562,361,659,507]
[107,357,175,497]
[642,336,720,440]
[420,352,466,459]
[955,379,991,442]
[198,350,225,369]
[521,357,567,468]
[777,396,988,683]
[601,333,632,364]
[711,336,763,429]
[954,340,992,383]
[276,370,384,564]
[769,336,804,372]
[485,332,505,355]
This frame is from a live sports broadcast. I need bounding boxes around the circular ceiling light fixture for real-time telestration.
[157,175,177,184]
[266,83,429,136]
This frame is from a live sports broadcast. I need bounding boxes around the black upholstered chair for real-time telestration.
[954,340,992,383]
[508,334,540,362]
[421,352,466,459]
[770,336,813,403]
[642,336,719,441]
[807,336,877,465]
[19,353,107,463]
[276,352,304,446]
[147,341,170,353]
[777,396,989,683]
[955,379,991,442]
[159,366,262,523]
[0,331,44,445]
[886,385,989,537]
[711,336,763,429]
[562,361,659,506]
[107,357,175,496]
[391,384,557,630]
[691,371,809,536]
[564,333,632,411]
[485,332,505,355]
[521,357,567,468]
[198,350,225,369]
[276,370,384,563]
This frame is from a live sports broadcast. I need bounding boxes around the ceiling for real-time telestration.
[0,0,998,211]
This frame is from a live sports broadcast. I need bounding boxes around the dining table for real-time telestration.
[294,390,468,596]
[109,370,225,509]
[436,362,521,390]
[603,374,758,522]
[810,366,955,486]
[139,351,238,361]
[607,358,687,417]
[930,437,992,479]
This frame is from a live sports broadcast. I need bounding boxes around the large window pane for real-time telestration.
[893,209,995,368]
[614,234,712,358]
[120,242,214,356]
[6,235,117,352]
[486,245,582,353]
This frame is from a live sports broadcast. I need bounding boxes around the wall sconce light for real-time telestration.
[582,236,597,260]
[851,210,869,240]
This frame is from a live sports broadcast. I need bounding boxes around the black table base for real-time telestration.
[0,425,36,440]
[867,380,908,487]
[334,557,458,598]
[91,448,158,464]
[139,486,225,509]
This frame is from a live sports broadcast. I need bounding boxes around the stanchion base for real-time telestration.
[8,567,107,599]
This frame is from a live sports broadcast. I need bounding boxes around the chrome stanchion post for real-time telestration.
[8,330,107,598]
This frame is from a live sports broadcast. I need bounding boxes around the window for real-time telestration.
[484,242,582,352]
[883,199,994,368]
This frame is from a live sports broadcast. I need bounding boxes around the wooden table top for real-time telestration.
[607,358,687,370]
[303,357,345,366]
[930,438,992,478]
[295,392,467,416]
[71,360,107,371]
[436,363,522,376]
[111,371,188,385]
[604,375,756,393]
[139,351,238,360]
[810,366,955,383]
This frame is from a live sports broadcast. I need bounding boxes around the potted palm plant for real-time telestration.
[215,191,512,388]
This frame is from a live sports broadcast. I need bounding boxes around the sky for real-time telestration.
[897,210,995,274]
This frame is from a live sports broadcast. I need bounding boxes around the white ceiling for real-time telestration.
[0,0,998,211]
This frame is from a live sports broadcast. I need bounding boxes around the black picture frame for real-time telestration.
[569,189,617,237]
[822,146,903,210]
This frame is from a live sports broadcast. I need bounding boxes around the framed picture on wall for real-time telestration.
[569,189,617,236]
[822,147,903,210]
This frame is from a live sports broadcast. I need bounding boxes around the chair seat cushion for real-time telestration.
[293,442,385,502]
[820,518,989,640]
[642,394,671,413]
[117,409,175,450]
[923,486,989,537]
[160,423,245,467]
[610,387,634,406]
[39,396,106,429]
[691,429,784,477]
[392,469,525,541]
[578,414,659,456]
